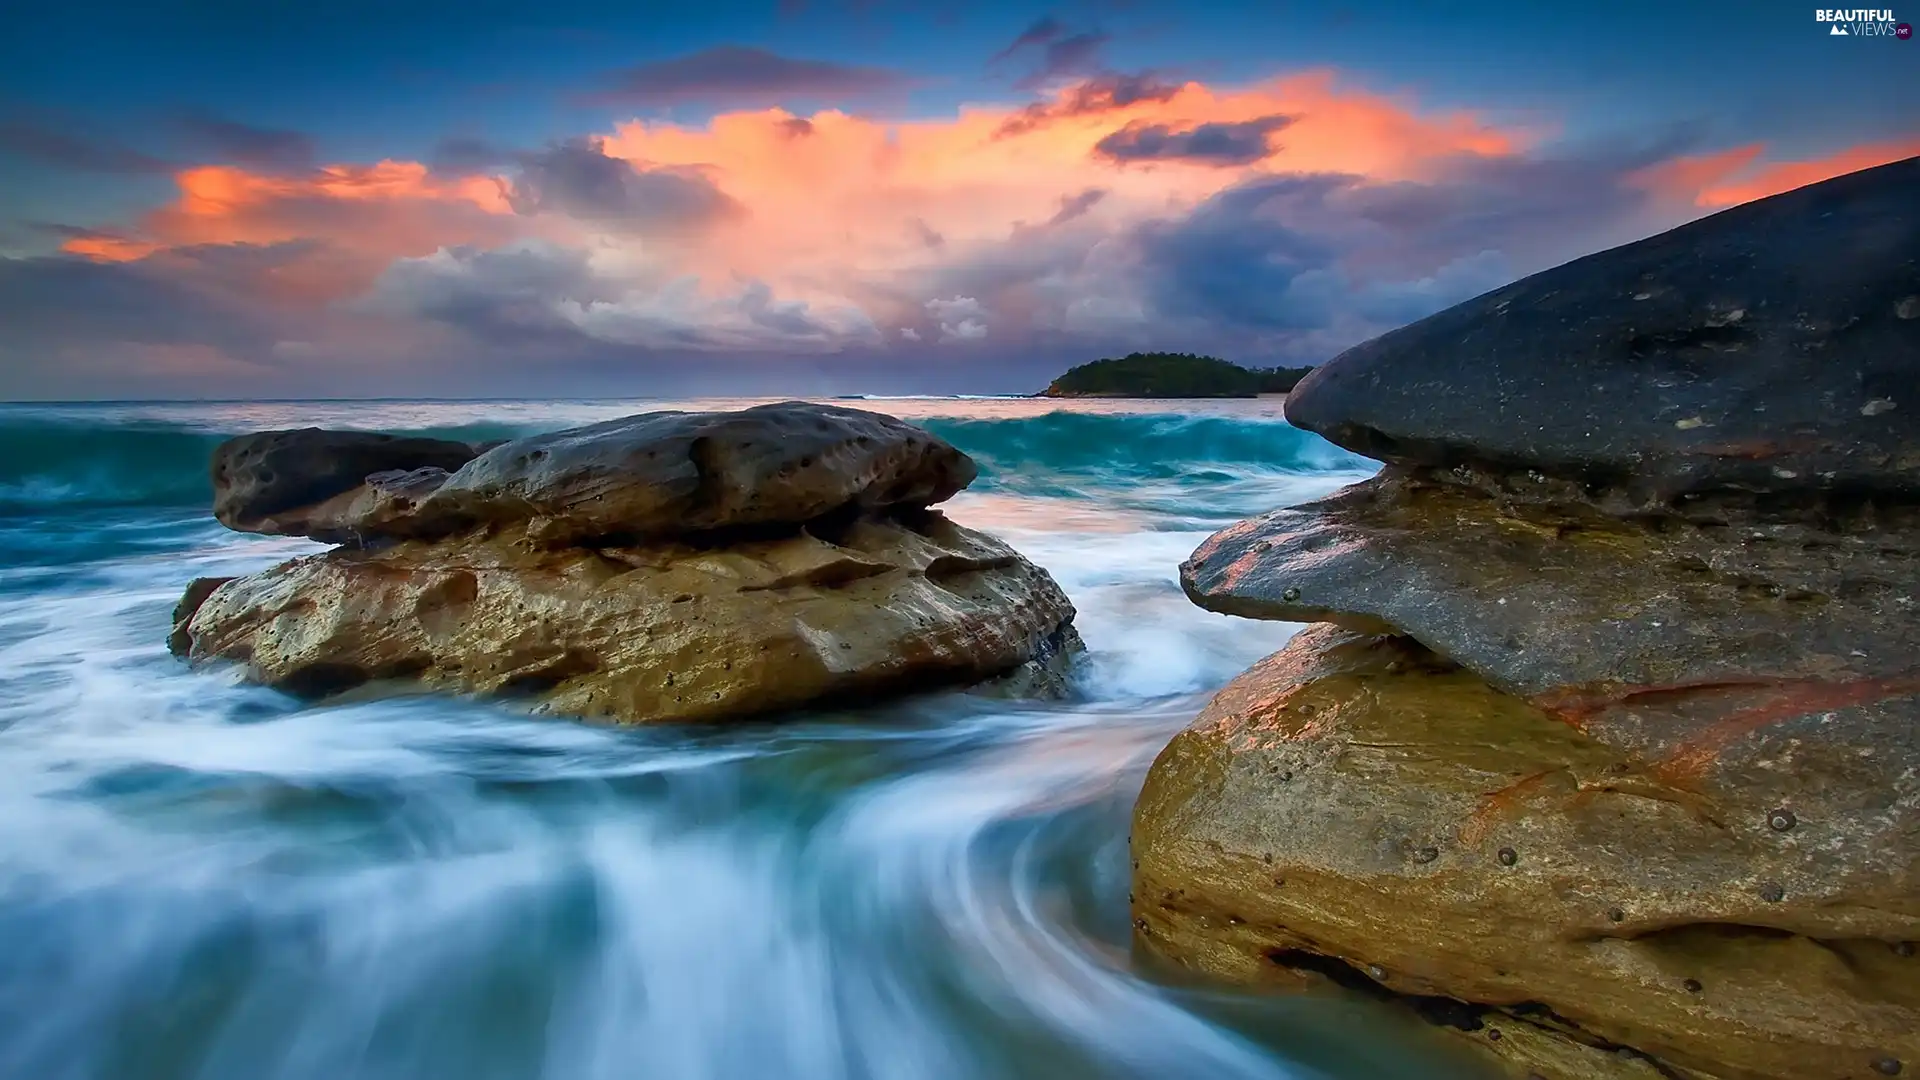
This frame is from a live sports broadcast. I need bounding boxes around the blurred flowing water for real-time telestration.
[0,396,1494,1080]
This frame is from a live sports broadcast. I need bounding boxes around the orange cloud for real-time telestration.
[56,69,1914,342]
[1695,137,1920,207]
[589,70,1525,317]
[61,161,521,300]
[1634,138,1920,208]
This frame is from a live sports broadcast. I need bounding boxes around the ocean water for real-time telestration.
[0,396,1492,1080]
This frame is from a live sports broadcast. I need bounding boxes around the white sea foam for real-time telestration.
[0,398,1448,1080]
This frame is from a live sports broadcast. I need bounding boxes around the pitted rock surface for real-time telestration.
[1132,625,1920,1080]
[180,511,1078,724]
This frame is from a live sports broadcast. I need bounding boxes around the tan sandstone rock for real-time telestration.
[181,510,1077,723]
[1132,625,1920,1080]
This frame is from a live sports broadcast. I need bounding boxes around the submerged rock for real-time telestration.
[1133,625,1920,1080]
[1285,155,1920,501]
[177,402,1078,723]
[1135,161,1920,1080]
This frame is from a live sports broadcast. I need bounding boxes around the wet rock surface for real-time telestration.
[210,401,978,547]
[177,403,1077,723]
[211,429,482,541]
[1284,155,1920,501]
[1135,161,1920,1080]
[1133,627,1920,1080]
[422,401,978,547]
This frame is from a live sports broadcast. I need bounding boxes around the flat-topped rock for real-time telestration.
[179,511,1078,723]
[211,429,482,540]
[1284,155,1920,501]
[1182,468,1920,696]
[207,402,978,545]
[417,401,977,546]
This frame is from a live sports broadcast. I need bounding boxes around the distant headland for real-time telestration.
[1038,352,1314,398]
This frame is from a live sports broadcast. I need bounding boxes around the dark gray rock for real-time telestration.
[1182,468,1920,695]
[1285,155,1920,500]
[206,403,977,547]
[211,429,480,538]
[167,575,233,657]
[415,400,977,545]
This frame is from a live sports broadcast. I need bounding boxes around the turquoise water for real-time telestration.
[0,397,1494,1080]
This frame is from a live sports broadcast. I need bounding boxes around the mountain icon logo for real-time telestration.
[1830,23,1850,33]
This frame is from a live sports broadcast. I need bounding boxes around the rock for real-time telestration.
[208,402,979,547]
[212,429,482,540]
[1181,465,1920,721]
[414,401,977,546]
[1132,624,1920,1080]
[1144,159,1920,1080]
[1284,155,1920,501]
[167,575,234,657]
[179,510,1077,723]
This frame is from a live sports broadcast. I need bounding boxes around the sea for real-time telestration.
[0,396,1497,1080]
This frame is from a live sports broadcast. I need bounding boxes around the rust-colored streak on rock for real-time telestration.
[1460,768,1568,844]
[1658,675,1920,783]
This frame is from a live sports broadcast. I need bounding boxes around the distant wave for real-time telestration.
[921,412,1372,488]
[0,420,525,511]
[0,411,1368,512]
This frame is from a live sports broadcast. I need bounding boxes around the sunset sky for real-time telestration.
[2,0,1916,400]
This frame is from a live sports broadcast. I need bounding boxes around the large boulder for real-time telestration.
[1135,161,1920,1080]
[1133,625,1920,1080]
[208,402,978,547]
[178,403,1077,723]
[1284,155,1920,501]
[182,511,1076,722]
[211,429,482,541]
[417,400,978,546]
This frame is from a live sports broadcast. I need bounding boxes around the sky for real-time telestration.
[1,1,1916,400]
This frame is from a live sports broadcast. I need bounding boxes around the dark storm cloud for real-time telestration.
[0,117,170,174]
[173,111,316,171]
[0,243,313,361]
[506,138,741,232]
[1132,174,1353,330]
[581,46,912,108]
[1120,133,1711,350]
[994,72,1183,138]
[1336,127,1711,268]
[1094,114,1296,166]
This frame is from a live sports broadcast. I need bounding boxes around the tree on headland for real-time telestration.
[1039,352,1315,398]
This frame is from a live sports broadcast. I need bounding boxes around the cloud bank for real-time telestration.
[4,66,1915,399]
